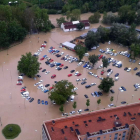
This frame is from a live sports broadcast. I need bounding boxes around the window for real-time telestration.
[119,134,121,136]
[104,136,106,139]
[114,133,118,140]
[97,137,100,140]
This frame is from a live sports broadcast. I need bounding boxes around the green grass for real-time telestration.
[2,124,21,139]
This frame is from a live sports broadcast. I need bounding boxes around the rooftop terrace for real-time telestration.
[44,103,140,140]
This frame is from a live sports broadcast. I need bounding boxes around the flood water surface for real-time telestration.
[0,13,140,140]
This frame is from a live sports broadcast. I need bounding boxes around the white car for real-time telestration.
[119,87,124,92]
[55,66,60,70]
[39,80,43,82]
[91,83,96,86]
[61,52,64,55]
[98,64,103,69]
[139,62,140,65]
[91,92,96,97]
[52,100,56,104]
[77,109,82,113]
[75,71,79,76]
[108,104,114,107]
[70,111,75,115]
[77,62,83,66]
[82,78,87,81]
[62,113,68,116]
[45,71,50,74]
[88,72,93,76]
[72,87,78,92]
[76,79,81,82]
[127,68,131,72]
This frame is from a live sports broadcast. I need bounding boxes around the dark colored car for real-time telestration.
[84,94,88,98]
[29,98,34,103]
[81,81,87,85]
[98,91,103,96]
[57,67,62,71]
[112,63,116,66]
[136,72,140,75]
[45,61,50,65]
[61,57,65,60]
[54,81,57,83]
[70,70,75,73]
[84,108,89,111]
[50,64,55,67]
[37,75,41,78]
[42,69,46,72]
[56,54,61,57]
[124,67,128,71]
[63,66,68,69]
[115,73,119,77]
[110,89,115,93]
[45,84,50,87]
[85,85,91,88]
[107,69,111,72]
[134,67,138,71]
[121,101,126,104]
[121,86,126,91]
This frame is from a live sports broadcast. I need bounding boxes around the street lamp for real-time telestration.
[131,95,134,103]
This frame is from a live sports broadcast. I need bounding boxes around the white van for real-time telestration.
[84,53,89,56]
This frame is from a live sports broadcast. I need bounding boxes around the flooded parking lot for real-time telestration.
[0,13,140,140]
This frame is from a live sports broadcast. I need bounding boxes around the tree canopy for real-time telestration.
[66,9,81,21]
[89,12,101,24]
[130,43,140,59]
[76,22,85,30]
[56,17,66,27]
[102,58,109,69]
[86,99,90,108]
[74,45,87,61]
[49,80,76,105]
[88,55,99,67]
[85,31,100,50]
[17,52,40,78]
[72,101,77,110]
[98,77,114,93]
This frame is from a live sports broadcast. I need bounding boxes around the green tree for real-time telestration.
[98,77,114,93]
[66,9,81,21]
[72,101,77,110]
[56,17,66,27]
[0,21,9,48]
[102,12,120,25]
[118,5,136,24]
[17,52,40,78]
[88,55,99,67]
[97,99,101,106]
[130,44,140,59]
[7,20,27,43]
[59,105,64,113]
[86,99,90,108]
[74,45,87,61]
[102,58,109,69]
[49,80,76,105]
[89,12,101,24]
[81,2,89,13]
[97,26,110,43]
[85,31,100,50]
[110,96,114,103]
[76,22,85,30]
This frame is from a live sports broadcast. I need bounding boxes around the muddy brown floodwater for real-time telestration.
[0,13,140,140]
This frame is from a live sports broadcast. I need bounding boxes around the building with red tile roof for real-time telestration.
[61,20,90,32]
[42,103,140,140]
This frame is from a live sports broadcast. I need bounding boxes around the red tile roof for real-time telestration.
[63,20,90,29]
[44,103,140,140]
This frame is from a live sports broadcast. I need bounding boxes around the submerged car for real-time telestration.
[81,81,87,85]
[85,85,91,88]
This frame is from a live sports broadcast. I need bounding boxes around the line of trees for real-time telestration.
[85,23,139,51]
[102,4,140,25]
[0,3,54,48]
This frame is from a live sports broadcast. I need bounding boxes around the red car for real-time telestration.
[49,59,54,62]
[77,73,81,76]
[60,64,64,67]
[17,83,22,85]
[40,57,44,60]
[68,74,72,77]
[41,44,46,48]
[99,55,103,60]
[51,74,56,79]
[49,87,54,90]
[21,89,26,92]
[39,67,42,70]
[101,70,104,75]
[18,79,23,81]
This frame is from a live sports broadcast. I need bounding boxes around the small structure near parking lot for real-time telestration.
[61,42,76,51]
